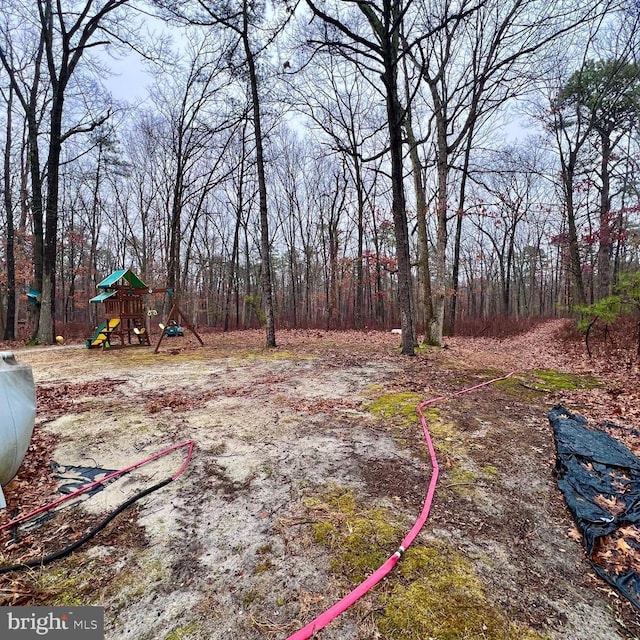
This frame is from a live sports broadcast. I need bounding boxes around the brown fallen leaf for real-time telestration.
[593,494,625,516]
[567,525,583,542]
[618,525,640,543]
[614,537,634,555]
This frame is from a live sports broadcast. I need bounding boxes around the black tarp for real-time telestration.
[549,406,640,610]
[51,461,118,495]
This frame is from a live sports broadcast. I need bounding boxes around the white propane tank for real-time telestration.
[0,351,36,509]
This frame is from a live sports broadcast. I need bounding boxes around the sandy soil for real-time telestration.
[1,324,638,640]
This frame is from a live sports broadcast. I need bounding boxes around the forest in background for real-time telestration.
[0,1,639,353]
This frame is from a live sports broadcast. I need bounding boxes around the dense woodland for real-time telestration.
[1,1,639,353]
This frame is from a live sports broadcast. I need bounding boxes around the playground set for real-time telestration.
[86,269,202,352]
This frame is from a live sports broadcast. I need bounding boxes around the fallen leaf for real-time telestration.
[567,526,583,542]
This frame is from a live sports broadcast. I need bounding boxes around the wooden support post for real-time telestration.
[154,303,204,354]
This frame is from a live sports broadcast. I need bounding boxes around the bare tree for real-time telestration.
[0,10,47,337]
[148,31,239,304]
[407,0,613,343]
[287,50,385,329]
[1,0,140,343]
[1,84,16,339]
[156,1,301,347]
[557,58,640,300]
[468,145,546,315]
[305,0,419,353]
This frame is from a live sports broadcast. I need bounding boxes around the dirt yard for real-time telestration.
[1,323,639,640]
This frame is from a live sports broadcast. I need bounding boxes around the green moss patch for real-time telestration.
[29,554,123,607]
[369,396,475,495]
[495,369,600,396]
[414,407,474,496]
[368,395,465,457]
[305,488,546,639]
[253,559,274,575]
[378,543,548,640]
[305,486,405,583]
[367,392,422,428]
[36,567,86,606]
[232,348,313,363]
[421,407,466,458]
[101,552,169,610]
[445,467,477,495]
[530,369,599,390]
[165,621,202,640]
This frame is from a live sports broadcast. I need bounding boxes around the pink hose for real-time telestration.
[285,372,513,640]
[0,439,194,533]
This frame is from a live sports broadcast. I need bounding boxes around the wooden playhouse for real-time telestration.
[86,269,151,348]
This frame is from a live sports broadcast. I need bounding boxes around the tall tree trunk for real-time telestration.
[597,131,613,300]
[371,211,386,327]
[305,0,415,348]
[3,85,16,340]
[37,86,65,345]
[386,89,415,352]
[89,142,104,327]
[224,188,242,332]
[328,220,339,329]
[562,155,587,307]
[404,110,433,343]
[242,7,276,347]
[429,86,449,347]
[354,156,365,330]
[24,57,46,338]
[168,151,184,304]
[447,130,474,335]
[376,3,415,354]
[34,0,123,343]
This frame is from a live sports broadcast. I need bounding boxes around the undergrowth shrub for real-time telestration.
[572,313,640,363]
[453,316,551,339]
